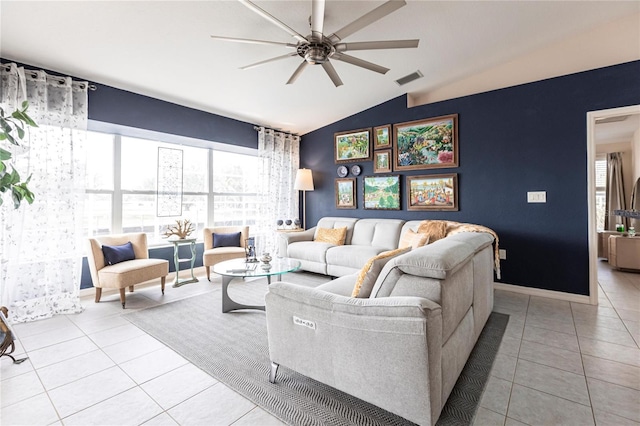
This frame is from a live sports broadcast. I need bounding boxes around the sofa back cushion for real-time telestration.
[352,247,411,298]
[313,217,359,244]
[350,218,406,250]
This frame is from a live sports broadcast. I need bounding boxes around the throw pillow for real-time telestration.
[102,241,136,265]
[213,232,242,248]
[417,220,448,243]
[315,227,347,245]
[399,229,430,249]
[351,247,411,298]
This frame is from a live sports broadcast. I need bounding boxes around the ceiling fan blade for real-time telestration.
[322,61,343,87]
[210,35,297,48]
[328,0,406,43]
[335,39,419,52]
[238,0,307,43]
[311,0,325,41]
[331,53,389,74]
[241,53,298,70]
[286,61,309,85]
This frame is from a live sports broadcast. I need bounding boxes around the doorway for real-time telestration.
[587,104,640,305]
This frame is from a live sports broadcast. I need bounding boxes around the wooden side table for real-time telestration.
[170,238,200,287]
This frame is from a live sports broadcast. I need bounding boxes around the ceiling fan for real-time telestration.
[211,0,419,87]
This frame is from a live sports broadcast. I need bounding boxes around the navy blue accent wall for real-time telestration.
[88,84,257,148]
[300,61,640,296]
[2,58,257,148]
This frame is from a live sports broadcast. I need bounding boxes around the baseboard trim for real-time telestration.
[494,282,593,305]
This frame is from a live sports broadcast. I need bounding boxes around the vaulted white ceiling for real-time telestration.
[1,1,638,135]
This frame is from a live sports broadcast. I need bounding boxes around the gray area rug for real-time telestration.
[124,273,508,426]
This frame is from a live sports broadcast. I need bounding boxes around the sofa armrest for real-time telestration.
[276,227,316,257]
[382,232,492,281]
[265,281,443,425]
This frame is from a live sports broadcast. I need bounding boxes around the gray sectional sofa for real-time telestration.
[267,216,497,425]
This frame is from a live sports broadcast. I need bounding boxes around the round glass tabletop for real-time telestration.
[212,257,301,278]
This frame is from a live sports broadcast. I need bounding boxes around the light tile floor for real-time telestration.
[1,263,639,426]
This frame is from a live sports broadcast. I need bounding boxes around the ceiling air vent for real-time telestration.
[395,70,423,86]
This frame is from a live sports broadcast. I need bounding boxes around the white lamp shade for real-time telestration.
[294,168,314,191]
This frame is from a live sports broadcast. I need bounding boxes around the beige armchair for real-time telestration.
[608,235,640,271]
[87,233,169,308]
[203,226,249,281]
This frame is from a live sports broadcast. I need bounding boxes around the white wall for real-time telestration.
[409,13,640,107]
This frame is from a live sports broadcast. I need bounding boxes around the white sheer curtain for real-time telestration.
[605,152,627,231]
[0,63,88,322]
[256,128,299,255]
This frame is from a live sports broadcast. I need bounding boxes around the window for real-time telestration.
[595,156,607,231]
[212,151,259,227]
[83,130,258,245]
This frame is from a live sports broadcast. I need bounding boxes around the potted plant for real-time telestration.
[0,101,37,208]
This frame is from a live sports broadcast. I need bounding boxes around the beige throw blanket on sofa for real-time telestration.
[418,220,501,279]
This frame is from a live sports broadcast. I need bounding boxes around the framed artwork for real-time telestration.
[335,178,356,209]
[406,173,458,211]
[373,149,392,173]
[334,128,372,164]
[373,124,391,150]
[393,114,458,171]
[363,175,400,210]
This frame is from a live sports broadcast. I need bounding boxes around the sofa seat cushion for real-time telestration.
[326,245,386,270]
[316,274,358,297]
[288,241,334,264]
[97,258,168,289]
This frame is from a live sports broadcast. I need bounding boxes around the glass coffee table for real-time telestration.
[212,258,301,313]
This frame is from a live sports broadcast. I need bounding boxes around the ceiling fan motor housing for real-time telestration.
[297,40,335,65]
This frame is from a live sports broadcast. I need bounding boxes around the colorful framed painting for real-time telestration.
[335,178,356,209]
[373,149,392,173]
[406,173,458,211]
[393,114,458,171]
[363,175,400,210]
[373,124,391,150]
[334,128,372,164]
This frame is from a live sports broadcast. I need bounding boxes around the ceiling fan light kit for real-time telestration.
[211,0,419,87]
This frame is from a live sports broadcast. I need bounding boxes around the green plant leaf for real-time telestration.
[0,148,11,161]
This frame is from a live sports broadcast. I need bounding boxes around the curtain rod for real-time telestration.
[1,63,97,91]
[254,125,298,137]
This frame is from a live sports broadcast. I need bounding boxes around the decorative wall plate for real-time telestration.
[337,166,348,177]
[351,165,361,176]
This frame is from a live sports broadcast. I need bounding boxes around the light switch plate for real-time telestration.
[527,191,546,203]
[499,249,507,260]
